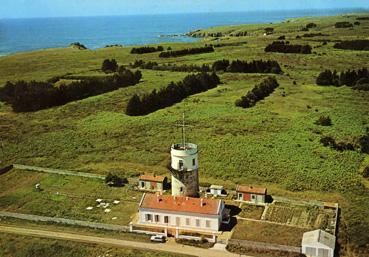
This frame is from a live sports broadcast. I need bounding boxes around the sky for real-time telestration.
[1,0,369,19]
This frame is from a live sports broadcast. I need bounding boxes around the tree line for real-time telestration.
[333,40,369,51]
[130,59,282,74]
[316,68,369,90]
[125,72,220,116]
[159,46,214,58]
[0,69,142,112]
[130,60,211,72]
[212,59,282,74]
[235,77,279,108]
[130,46,164,54]
[335,21,353,28]
[265,41,312,54]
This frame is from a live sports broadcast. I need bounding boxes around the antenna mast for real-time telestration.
[182,112,186,147]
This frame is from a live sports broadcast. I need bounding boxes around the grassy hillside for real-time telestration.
[1,12,369,256]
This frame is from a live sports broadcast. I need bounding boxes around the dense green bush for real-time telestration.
[159,46,214,58]
[130,60,211,72]
[105,173,128,187]
[1,69,142,112]
[316,68,369,89]
[315,116,332,126]
[265,41,312,54]
[130,46,164,54]
[235,77,279,108]
[335,21,353,28]
[333,40,369,51]
[126,72,220,116]
[101,59,118,73]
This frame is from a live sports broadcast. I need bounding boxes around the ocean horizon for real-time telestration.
[0,8,367,56]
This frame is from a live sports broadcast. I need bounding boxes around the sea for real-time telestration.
[0,8,366,56]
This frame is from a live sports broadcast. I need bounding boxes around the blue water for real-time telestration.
[0,9,366,55]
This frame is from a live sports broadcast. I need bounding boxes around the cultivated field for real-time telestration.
[1,12,369,256]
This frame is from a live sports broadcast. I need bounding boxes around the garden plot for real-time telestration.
[0,169,142,225]
[263,200,336,231]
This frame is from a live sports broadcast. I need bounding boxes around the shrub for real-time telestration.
[159,46,214,58]
[2,69,141,112]
[225,59,282,74]
[315,116,332,126]
[69,42,87,50]
[235,77,279,108]
[363,167,369,178]
[316,68,369,89]
[101,59,118,73]
[105,173,128,187]
[126,72,220,116]
[265,41,312,54]
[333,40,369,51]
[306,22,317,29]
[130,46,164,54]
[335,21,353,28]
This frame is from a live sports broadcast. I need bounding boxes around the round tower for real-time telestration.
[170,142,199,197]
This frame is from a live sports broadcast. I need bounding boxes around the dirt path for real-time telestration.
[0,225,251,257]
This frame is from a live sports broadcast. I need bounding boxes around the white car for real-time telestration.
[150,234,166,243]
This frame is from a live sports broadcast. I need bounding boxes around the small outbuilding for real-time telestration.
[236,185,266,204]
[206,185,227,197]
[138,174,167,192]
[302,229,336,257]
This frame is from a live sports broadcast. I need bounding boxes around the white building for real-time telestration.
[136,193,228,239]
[302,229,336,257]
[206,185,227,197]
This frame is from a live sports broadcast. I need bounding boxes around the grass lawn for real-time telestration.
[0,234,192,257]
[1,12,369,256]
[0,169,142,225]
[232,220,309,247]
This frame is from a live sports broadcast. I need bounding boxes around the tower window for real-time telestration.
[192,158,196,166]
[179,160,184,170]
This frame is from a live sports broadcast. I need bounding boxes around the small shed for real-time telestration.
[206,185,227,197]
[302,229,335,257]
[138,174,167,192]
[236,185,266,204]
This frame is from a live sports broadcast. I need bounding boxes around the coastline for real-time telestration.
[0,8,368,57]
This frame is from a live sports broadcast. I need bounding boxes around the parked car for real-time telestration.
[150,234,166,243]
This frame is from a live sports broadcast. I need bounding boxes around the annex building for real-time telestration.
[134,193,228,240]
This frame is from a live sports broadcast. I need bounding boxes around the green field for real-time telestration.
[0,169,141,225]
[1,12,369,256]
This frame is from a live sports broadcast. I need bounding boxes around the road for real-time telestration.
[0,225,250,257]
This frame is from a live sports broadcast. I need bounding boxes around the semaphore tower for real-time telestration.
[170,113,199,197]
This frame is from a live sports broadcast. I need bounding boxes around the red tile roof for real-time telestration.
[139,193,222,215]
[139,174,166,183]
[236,185,266,195]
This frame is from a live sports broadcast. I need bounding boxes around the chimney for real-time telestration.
[186,197,189,201]
[200,198,204,207]
[156,194,160,203]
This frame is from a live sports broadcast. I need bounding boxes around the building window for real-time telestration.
[180,187,183,192]
[238,193,243,200]
[176,217,180,226]
[155,215,159,222]
[146,214,152,222]
[196,219,200,227]
[179,160,184,170]
[206,220,211,228]
[186,218,190,226]
[252,195,256,199]
[164,216,169,224]
[140,181,144,188]
[192,158,196,166]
